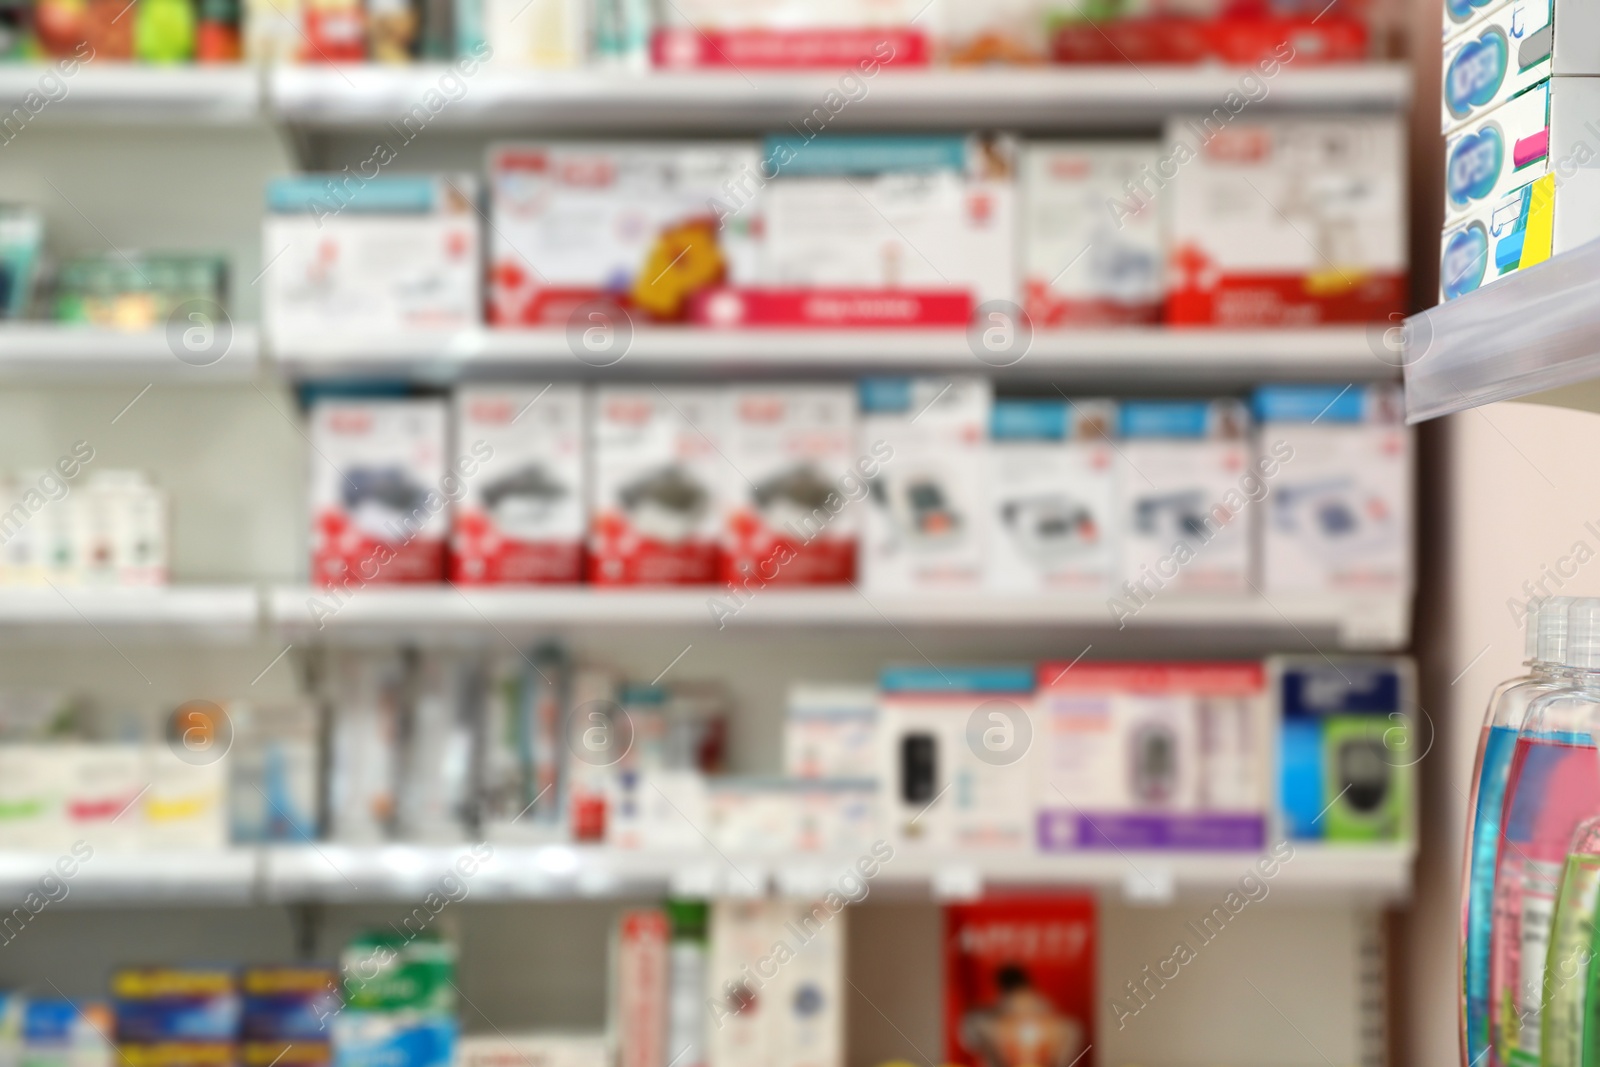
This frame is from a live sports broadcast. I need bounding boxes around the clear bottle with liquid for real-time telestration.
[1465,598,1573,1067]
[1541,815,1600,1067]
[1493,599,1600,1067]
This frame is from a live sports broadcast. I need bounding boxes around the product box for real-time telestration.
[1165,118,1406,326]
[1443,0,1502,42]
[1052,13,1364,65]
[1274,656,1415,842]
[651,0,927,68]
[113,968,240,1067]
[1444,80,1552,224]
[1438,78,1600,300]
[486,143,761,325]
[707,900,844,1067]
[327,651,406,843]
[62,745,146,852]
[721,384,859,586]
[262,177,480,338]
[241,968,339,1067]
[23,1001,113,1067]
[785,684,878,780]
[1117,399,1252,595]
[451,386,586,584]
[309,399,449,587]
[1440,0,1600,133]
[749,136,1016,314]
[481,0,583,66]
[987,399,1118,595]
[1035,661,1268,851]
[613,910,669,1067]
[141,743,227,851]
[859,377,991,592]
[479,645,567,839]
[229,702,320,844]
[706,778,878,853]
[943,0,1047,64]
[1254,384,1412,595]
[331,1014,457,1067]
[608,769,708,851]
[341,932,456,1014]
[589,387,724,585]
[1021,143,1164,325]
[943,897,1095,1067]
[0,744,66,850]
[456,1035,610,1067]
[0,206,43,320]
[879,666,1035,851]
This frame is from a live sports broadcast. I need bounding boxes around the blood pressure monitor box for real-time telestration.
[590,387,724,585]
[880,665,1035,852]
[310,399,449,587]
[859,377,991,593]
[1440,0,1600,134]
[451,386,586,584]
[1254,384,1412,596]
[986,399,1118,595]
[1035,661,1268,851]
[721,384,860,586]
[1116,399,1252,595]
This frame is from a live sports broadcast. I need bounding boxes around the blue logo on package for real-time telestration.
[1448,126,1504,208]
[1445,0,1487,24]
[1442,223,1489,300]
[1446,29,1509,120]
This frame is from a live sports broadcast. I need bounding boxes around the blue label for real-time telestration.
[991,400,1067,441]
[267,177,456,215]
[880,666,1034,694]
[1280,719,1325,839]
[1118,401,1213,438]
[858,378,911,414]
[1445,0,1487,23]
[1445,29,1509,120]
[1448,125,1505,208]
[1280,662,1403,718]
[763,136,968,177]
[1253,385,1367,424]
[1442,222,1490,300]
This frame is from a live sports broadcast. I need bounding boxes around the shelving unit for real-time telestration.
[0,586,259,642]
[0,65,261,123]
[0,842,1414,906]
[0,324,260,381]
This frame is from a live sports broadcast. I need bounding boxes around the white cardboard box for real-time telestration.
[1021,142,1164,325]
[708,900,844,1067]
[590,387,725,585]
[452,385,586,584]
[859,377,991,593]
[986,398,1118,595]
[785,685,878,780]
[1441,0,1600,133]
[1255,384,1412,595]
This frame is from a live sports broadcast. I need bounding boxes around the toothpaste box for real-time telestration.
[1021,142,1164,325]
[262,176,480,338]
[1035,661,1268,851]
[1438,78,1600,300]
[879,666,1035,852]
[756,135,1017,310]
[1440,0,1600,133]
[590,387,724,585]
[1117,400,1252,595]
[785,684,878,780]
[986,399,1118,595]
[1445,80,1553,224]
[1165,117,1406,326]
[451,386,586,584]
[721,385,859,586]
[309,399,449,587]
[1254,385,1412,596]
[486,143,762,324]
[859,377,991,593]
[241,967,339,1067]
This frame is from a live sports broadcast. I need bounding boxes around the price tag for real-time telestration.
[932,866,983,901]
[1122,865,1175,906]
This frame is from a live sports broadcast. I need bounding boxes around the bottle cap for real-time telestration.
[1538,597,1573,665]
[1564,598,1600,669]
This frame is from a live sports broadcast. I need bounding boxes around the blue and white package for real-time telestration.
[1117,399,1252,596]
[331,1015,455,1067]
[1444,80,1550,224]
[1439,0,1600,133]
[1253,385,1411,595]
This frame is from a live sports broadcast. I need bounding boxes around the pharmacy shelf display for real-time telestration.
[1405,237,1600,423]
[0,841,1415,906]
[0,324,260,382]
[0,586,258,642]
[266,585,1411,649]
[0,65,260,123]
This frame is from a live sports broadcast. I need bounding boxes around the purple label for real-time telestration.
[1037,810,1265,851]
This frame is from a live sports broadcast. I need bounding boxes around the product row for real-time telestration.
[308,381,1412,597]
[0,462,169,588]
[0,894,1102,1067]
[1461,596,1600,1067]
[0,647,1414,852]
[0,0,1377,69]
[1438,0,1597,300]
[258,124,1405,335]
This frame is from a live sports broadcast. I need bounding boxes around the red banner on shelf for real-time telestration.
[651,27,930,69]
[690,287,973,328]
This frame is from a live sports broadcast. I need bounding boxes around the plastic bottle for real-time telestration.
[1465,599,1572,1067]
[1541,815,1600,1067]
[1493,599,1600,1067]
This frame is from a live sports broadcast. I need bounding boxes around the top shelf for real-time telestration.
[0,63,1410,130]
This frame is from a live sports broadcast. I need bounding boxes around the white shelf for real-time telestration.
[270,65,1411,130]
[268,586,1409,649]
[0,842,1412,905]
[0,586,260,642]
[0,65,261,123]
[0,324,260,382]
[271,326,1398,384]
[1405,238,1600,422]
